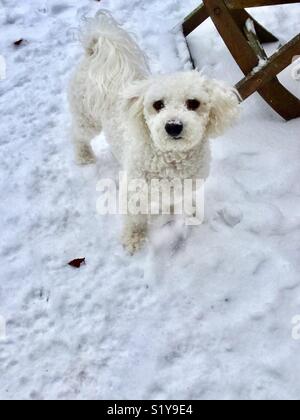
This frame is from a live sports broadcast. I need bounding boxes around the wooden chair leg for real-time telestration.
[258,80,300,120]
[183,4,209,37]
[226,0,300,8]
[203,0,300,120]
[237,34,300,99]
[182,2,278,42]
[230,10,278,43]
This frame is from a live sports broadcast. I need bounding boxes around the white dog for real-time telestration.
[69,12,239,254]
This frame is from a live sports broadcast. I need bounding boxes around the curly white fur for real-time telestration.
[68,12,240,254]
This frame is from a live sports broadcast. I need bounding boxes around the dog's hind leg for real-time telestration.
[71,116,100,165]
[122,214,148,255]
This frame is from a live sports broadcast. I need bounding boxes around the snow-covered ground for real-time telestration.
[0,0,300,400]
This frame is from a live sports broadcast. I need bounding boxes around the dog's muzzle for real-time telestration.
[165,120,183,139]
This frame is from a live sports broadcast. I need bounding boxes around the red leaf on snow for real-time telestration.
[68,258,86,268]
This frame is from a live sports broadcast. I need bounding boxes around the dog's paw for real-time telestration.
[122,229,147,255]
[75,145,96,165]
[76,155,96,166]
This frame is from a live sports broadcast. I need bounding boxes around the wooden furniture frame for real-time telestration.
[182,0,300,120]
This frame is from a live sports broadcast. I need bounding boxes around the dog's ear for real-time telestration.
[122,79,150,117]
[206,79,240,138]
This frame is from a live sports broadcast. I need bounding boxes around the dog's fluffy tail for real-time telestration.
[80,11,149,102]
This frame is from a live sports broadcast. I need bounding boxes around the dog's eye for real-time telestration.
[153,100,165,112]
[186,99,201,111]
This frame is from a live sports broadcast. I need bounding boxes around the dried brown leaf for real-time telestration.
[68,258,86,268]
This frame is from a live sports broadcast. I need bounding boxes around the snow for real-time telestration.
[0,0,300,400]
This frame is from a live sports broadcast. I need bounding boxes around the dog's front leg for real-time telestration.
[122,214,148,255]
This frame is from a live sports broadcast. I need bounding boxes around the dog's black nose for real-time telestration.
[165,121,183,138]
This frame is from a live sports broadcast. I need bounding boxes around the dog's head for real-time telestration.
[123,71,240,153]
